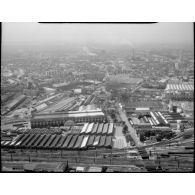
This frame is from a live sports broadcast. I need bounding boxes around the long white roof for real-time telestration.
[80,123,89,133]
[85,123,94,133]
[165,83,194,91]
[80,136,89,148]
[33,110,105,120]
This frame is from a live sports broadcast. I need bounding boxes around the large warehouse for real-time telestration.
[165,83,194,92]
[1,123,115,150]
[164,83,194,101]
[3,95,26,115]
[125,101,163,112]
[31,110,106,128]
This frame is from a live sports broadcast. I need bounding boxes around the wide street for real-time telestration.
[117,105,142,147]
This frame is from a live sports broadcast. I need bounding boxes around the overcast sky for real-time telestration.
[2,22,193,47]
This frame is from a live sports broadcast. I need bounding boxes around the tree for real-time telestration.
[123,125,128,134]
[64,120,75,127]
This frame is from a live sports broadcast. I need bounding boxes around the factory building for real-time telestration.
[125,101,163,112]
[1,123,114,150]
[3,95,26,115]
[164,82,194,101]
[165,83,193,92]
[31,110,106,128]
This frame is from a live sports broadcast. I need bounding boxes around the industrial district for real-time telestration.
[1,42,194,172]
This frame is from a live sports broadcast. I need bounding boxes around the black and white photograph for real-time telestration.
[1,22,194,173]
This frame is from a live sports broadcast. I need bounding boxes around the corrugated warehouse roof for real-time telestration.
[165,83,194,91]
[2,133,114,150]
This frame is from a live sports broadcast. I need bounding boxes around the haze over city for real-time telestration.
[2,23,193,48]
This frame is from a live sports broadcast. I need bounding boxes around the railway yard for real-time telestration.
[1,90,194,172]
[1,126,194,172]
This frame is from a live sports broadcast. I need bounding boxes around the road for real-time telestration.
[117,106,142,147]
[131,83,143,93]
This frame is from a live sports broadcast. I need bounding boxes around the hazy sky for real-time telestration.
[2,22,193,47]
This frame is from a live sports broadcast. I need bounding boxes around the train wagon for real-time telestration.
[74,135,84,149]
[20,134,35,147]
[38,135,51,148]
[80,135,89,149]
[67,135,78,149]
[80,123,89,134]
[93,135,101,147]
[107,123,114,135]
[85,123,94,134]
[26,134,40,147]
[99,135,106,147]
[14,134,30,147]
[91,123,99,134]
[50,135,61,148]
[55,136,67,148]
[105,136,112,148]
[62,135,73,149]
[32,134,46,148]
[102,123,109,134]
[87,135,95,148]
[44,135,57,148]
[97,123,104,134]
